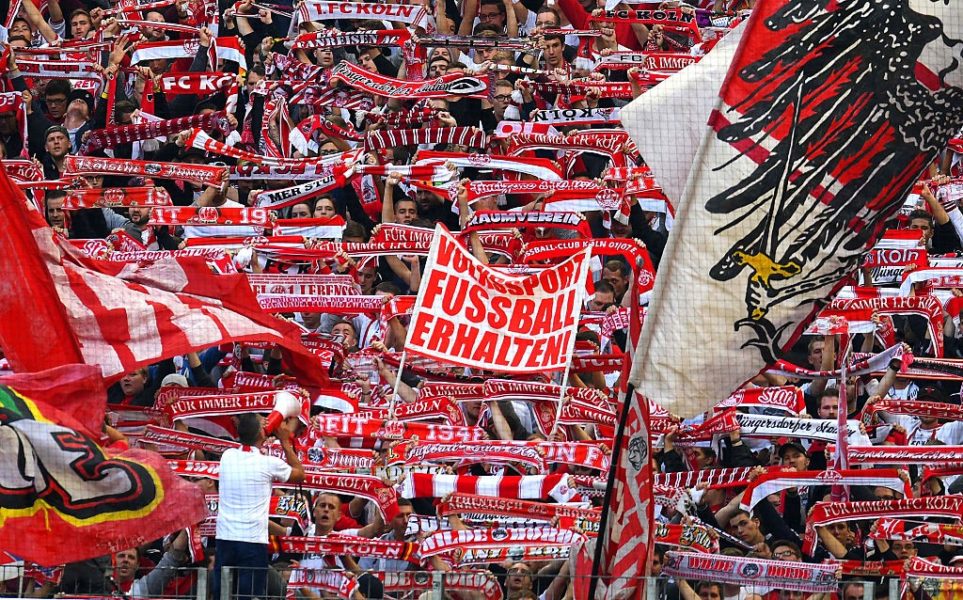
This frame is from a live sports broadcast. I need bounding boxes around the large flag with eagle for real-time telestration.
[599,1,963,598]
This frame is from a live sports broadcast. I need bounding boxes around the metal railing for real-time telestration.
[0,563,895,600]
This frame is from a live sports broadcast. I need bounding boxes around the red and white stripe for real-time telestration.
[400,473,576,502]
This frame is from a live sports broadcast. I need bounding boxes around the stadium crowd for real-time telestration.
[2,0,963,598]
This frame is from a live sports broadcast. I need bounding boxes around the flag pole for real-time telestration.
[548,359,573,438]
[387,349,407,419]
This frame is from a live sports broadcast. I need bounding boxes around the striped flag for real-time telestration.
[0,165,321,386]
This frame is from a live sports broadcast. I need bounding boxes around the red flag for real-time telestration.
[0,165,323,387]
[0,364,206,566]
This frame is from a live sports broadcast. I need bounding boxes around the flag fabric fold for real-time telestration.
[0,165,322,387]
[0,365,206,566]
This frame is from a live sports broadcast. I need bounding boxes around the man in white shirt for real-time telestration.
[212,413,304,600]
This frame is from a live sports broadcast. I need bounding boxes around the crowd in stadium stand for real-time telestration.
[3,0,963,598]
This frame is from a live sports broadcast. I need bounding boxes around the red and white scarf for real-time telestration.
[768,344,907,380]
[297,1,428,29]
[246,273,357,296]
[388,396,466,425]
[530,107,622,127]
[143,425,241,454]
[520,79,634,99]
[662,552,837,593]
[653,522,719,554]
[251,170,348,210]
[417,382,484,401]
[272,217,345,240]
[463,181,604,205]
[830,296,944,356]
[438,493,599,523]
[129,37,247,72]
[99,249,230,264]
[847,444,963,465]
[365,127,485,150]
[291,29,411,50]
[596,51,698,71]
[82,111,229,153]
[653,467,765,490]
[506,131,632,161]
[462,211,590,236]
[1,159,43,182]
[714,386,805,414]
[62,187,172,209]
[871,518,963,546]
[418,527,582,560]
[400,473,576,502]
[740,469,907,511]
[330,61,489,100]
[803,496,963,555]
[276,535,418,563]
[286,569,357,600]
[258,294,384,315]
[158,72,234,95]
[164,390,308,423]
[17,59,104,81]
[232,152,355,181]
[415,151,562,181]
[369,107,438,128]
[307,414,487,444]
[64,155,227,188]
[386,441,545,471]
[149,206,273,227]
[379,571,503,600]
[906,557,963,580]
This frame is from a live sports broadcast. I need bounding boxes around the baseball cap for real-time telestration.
[160,374,189,388]
[44,125,69,142]
[777,438,807,457]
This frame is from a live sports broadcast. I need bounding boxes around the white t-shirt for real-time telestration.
[216,447,292,544]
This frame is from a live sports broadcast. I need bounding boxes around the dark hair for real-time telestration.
[376,281,403,296]
[771,540,801,556]
[695,581,723,595]
[237,413,262,445]
[115,100,137,120]
[342,220,368,241]
[543,33,565,44]
[819,387,840,401]
[536,6,561,22]
[604,258,631,276]
[908,209,933,226]
[45,79,72,98]
[69,8,92,20]
[331,319,356,334]
[46,189,67,201]
[473,23,501,36]
[397,498,413,508]
[594,280,615,295]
